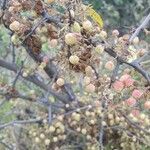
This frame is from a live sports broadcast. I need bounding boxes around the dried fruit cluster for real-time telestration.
[0,0,149,150]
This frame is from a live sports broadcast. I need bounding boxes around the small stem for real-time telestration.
[129,13,150,42]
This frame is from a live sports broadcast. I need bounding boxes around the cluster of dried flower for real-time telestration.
[0,0,150,149]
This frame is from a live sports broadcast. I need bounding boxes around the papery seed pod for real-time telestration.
[65,33,77,45]
[56,78,65,86]
[95,44,104,54]
[72,22,81,32]
[85,84,95,93]
[112,29,119,36]
[144,101,150,109]
[132,36,139,44]
[40,133,45,139]
[47,0,55,4]
[82,20,93,32]
[35,137,40,143]
[81,128,87,134]
[45,139,50,145]
[53,137,58,142]
[100,30,107,39]
[105,61,114,70]
[9,21,20,31]
[69,55,79,65]
[70,9,75,18]
[49,39,58,48]
[49,126,56,133]
[83,76,91,85]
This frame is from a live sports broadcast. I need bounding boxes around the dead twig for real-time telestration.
[129,13,150,42]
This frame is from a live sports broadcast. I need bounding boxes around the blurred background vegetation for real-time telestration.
[84,0,150,32]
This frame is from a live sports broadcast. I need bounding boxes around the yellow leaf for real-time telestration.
[83,4,104,28]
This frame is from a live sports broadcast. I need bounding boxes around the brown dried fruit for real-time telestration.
[25,35,42,54]
[34,0,43,15]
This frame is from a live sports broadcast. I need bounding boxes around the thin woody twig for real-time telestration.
[99,113,104,150]
[104,48,150,85]
[105,126,150,146]
[129,13,150,42]
[0,91,34,102]
[11,41,15,63]
[12,61,24,88]
[48,105,52,124]
[0,141,13,150]
[0,119,42,130]
[0,90,65,110]
[99,99,107,150]
[127,61,150,84]
[110,61,121,87]
[1,0,7,10]
[0,99,6,107]
[22,17,48,43]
